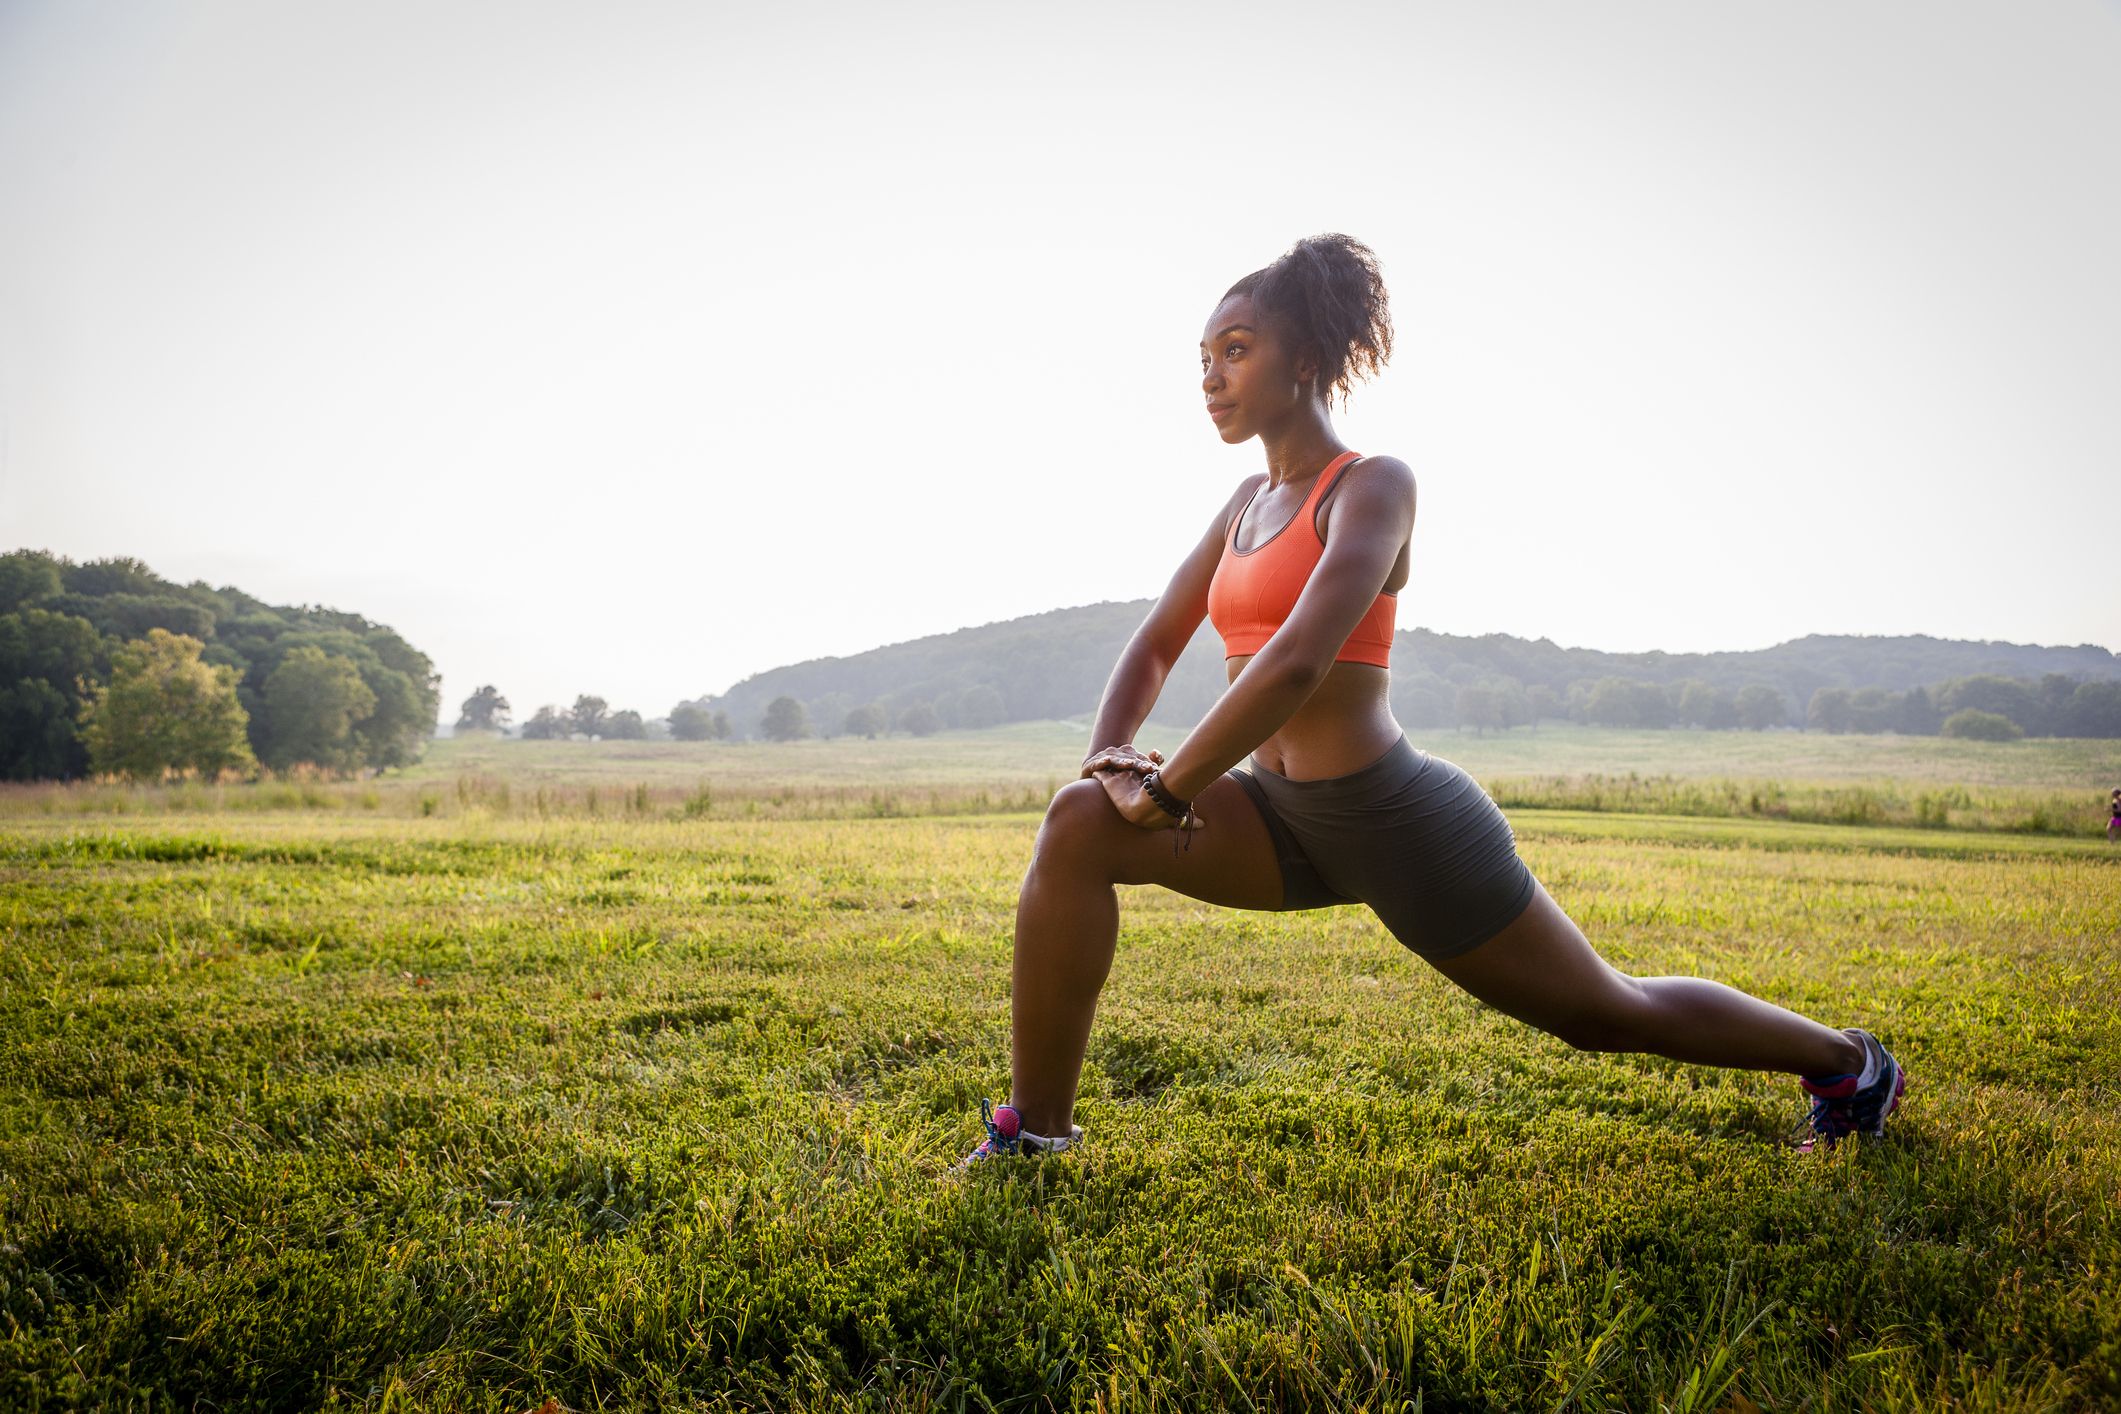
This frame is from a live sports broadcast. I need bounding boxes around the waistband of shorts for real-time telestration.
[1246,733,1425,800]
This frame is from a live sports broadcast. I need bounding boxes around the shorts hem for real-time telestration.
[1405,866,1539,963]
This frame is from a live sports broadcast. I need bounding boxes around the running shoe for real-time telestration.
[1796,1028,1908,1152]
[956,1098,1084,1169]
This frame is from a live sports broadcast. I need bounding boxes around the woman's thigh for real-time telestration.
[1036,773,1287,912]
[1420,877,1642,1037]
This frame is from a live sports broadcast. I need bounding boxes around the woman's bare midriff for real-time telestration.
[1229,656,1402,780]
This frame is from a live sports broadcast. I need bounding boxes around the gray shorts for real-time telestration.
[1227,733,1537,961]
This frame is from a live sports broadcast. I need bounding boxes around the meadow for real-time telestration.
[5,724,2117,838]
[1,729,2117,1410]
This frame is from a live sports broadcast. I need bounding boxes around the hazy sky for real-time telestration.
[3,1,2116,724]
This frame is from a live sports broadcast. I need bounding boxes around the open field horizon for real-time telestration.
[8,725,2117,840]
[416,723,2121,792]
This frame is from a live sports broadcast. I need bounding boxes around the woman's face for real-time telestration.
[1199,293,1318,445]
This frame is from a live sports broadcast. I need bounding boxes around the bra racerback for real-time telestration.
[1205,450,1397,668]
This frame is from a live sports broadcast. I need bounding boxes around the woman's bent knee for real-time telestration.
[1033,779,1122,865]
[1045,778,1117,829]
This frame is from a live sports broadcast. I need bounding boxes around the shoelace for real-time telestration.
[971,1098,1020,1160]
[1812,1096,1857,1137]
[1791,1094,1858,1149]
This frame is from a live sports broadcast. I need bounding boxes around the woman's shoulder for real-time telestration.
[1317,453,1417,538]
[1335,453,1417,504]
[1346,452,1414,481]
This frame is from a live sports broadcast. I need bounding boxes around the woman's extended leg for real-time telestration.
[1426,878,1866,1076]
[1010,772,1287,1136]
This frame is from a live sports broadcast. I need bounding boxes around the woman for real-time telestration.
[2107,787,2120,843]
[960,234,1905,1166]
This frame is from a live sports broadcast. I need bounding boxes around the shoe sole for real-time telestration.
[955,1126,1087,1172]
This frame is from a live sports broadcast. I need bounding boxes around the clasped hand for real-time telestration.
[1078,744,1205,836]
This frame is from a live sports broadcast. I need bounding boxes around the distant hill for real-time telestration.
[683,601,2121,739]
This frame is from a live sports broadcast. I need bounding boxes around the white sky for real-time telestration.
[3,1,2116,724]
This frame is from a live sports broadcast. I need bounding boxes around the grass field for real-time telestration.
[5,725,2118,839]
[2,750,2117,1410]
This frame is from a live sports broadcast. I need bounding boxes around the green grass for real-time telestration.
[1,792,2116,1410]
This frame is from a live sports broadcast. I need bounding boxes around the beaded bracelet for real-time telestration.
[1141,770,1197,854]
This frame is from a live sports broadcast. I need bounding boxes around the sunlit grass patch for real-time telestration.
[0,802,2115,1409]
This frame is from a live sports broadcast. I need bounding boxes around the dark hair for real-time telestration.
[1223,233,1393,410]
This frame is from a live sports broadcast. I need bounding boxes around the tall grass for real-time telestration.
[1483,772,2109,835]
[4,767,2108,836]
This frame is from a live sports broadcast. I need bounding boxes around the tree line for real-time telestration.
[751,691,994,741]
[675,600,2121,742]
[455,686,736,742]
[453,684,959,744]
[1420,672,2121,738]
[2,550,440,782]
[715,672,2119,745]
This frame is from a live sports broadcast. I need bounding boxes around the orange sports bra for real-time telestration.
[1205,450,1397,668]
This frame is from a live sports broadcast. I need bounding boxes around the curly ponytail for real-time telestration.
[1223,233,1393,410]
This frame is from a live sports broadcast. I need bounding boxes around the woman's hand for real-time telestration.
[1091,766,1205,835]
[1080,744,1163,780]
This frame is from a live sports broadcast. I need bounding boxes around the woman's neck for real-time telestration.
[1256,405,1349,487]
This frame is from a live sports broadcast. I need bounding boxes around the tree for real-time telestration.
[958,684,1006,729]
[62,556,161,599]
[0,550,65,614]
[0,607,106,780]
[1848,686,1897,734]
[1941,708,2022,742]
[2035,674,2079,737]
[456,685,512,733]
[570,695,610,739]
[669,704,717,741]
[1583,677,1672,728]
[351,663,429,770]
[1,681,80,780]
[1735,684,1786,731]
[844,703,887,738]
[606,709,646,740]
[1393,673,1453,728]
[82,629,256,780]
[1525,684,1562,727]
[761,695,809,741]
[1936,676,2038,735]
[1674,680,1735,730]
[712,710,731,740]
[1455,684,1504,735]
[262,646,378,771]
[1896,685,1942,735]
[809,691,854,739]
[1807,687,1853,734]
[2061,681,2121,738]
[520,705,568,739]
[74,593,215,643]
[897,701,941,737]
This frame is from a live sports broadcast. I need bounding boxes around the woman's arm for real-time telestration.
[1082,476,1264,761]
[1153,458,1416,802]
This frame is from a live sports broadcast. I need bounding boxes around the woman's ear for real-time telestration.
[1292,343,1323,396]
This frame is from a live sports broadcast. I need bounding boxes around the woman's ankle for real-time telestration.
[1013,1103,1074,1139]
[1816,1027,1867,1078]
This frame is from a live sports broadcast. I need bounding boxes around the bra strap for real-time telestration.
[1309,450,1364,534]
[1314,450,1363,504]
